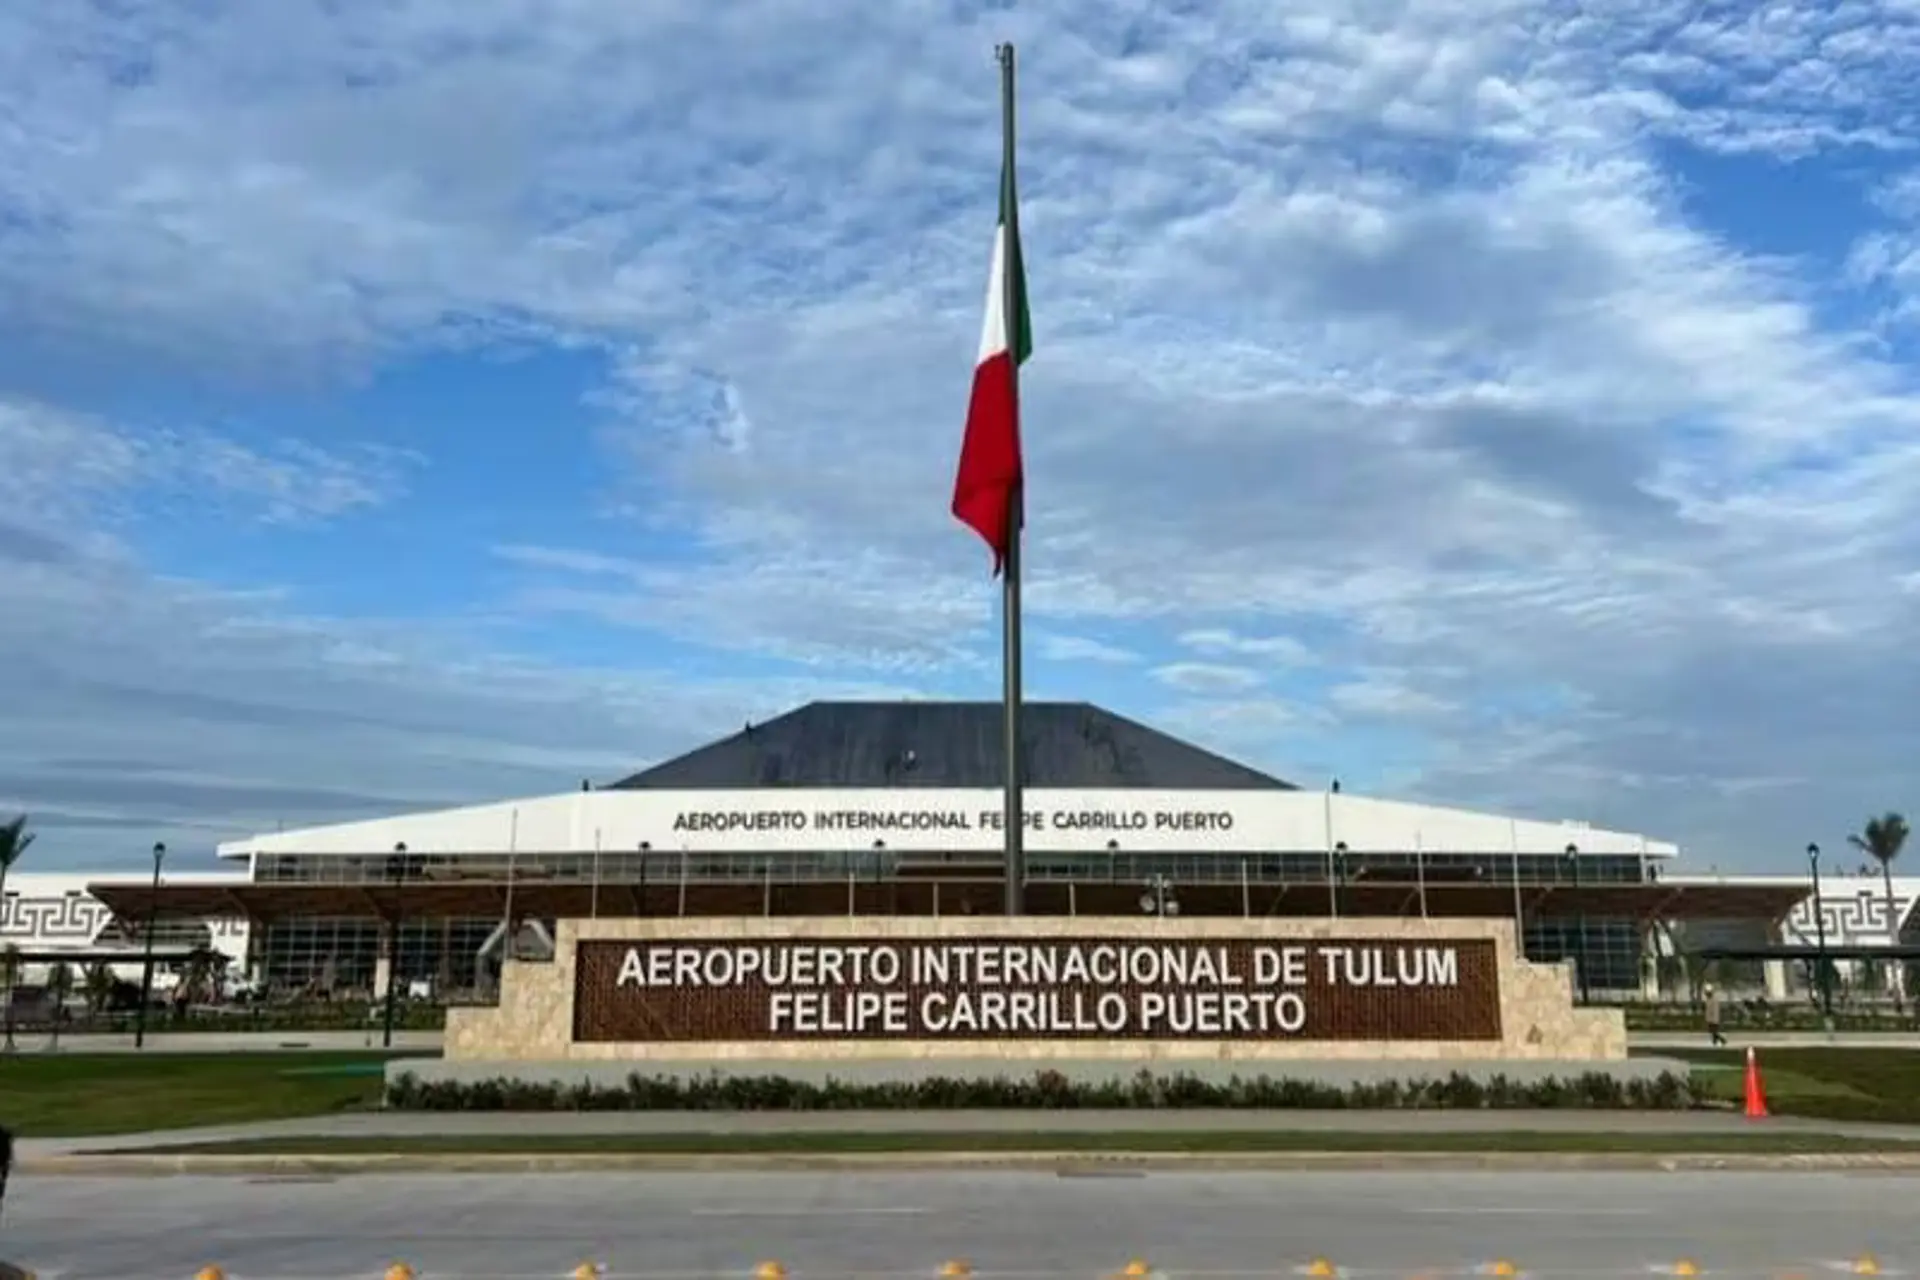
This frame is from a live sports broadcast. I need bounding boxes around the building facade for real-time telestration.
[15,702,1861,1004]
[0,871,251,984]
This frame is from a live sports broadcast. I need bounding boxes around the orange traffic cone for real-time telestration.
[1742,1046,1768,1119]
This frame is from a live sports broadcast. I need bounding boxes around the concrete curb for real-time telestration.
[21,1150,1920,1177]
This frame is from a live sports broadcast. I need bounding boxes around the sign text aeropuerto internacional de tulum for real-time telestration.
[570,937,1505,1043]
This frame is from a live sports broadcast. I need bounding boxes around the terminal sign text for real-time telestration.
[571,937,1502,1043]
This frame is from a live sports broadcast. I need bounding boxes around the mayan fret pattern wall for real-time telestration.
[1783,877,1920,948]
[2,875,251,962]
[0,890,110,942]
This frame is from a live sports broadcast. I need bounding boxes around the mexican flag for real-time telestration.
[951,160,1032,573]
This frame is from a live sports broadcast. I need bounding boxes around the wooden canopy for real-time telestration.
[85,875,1810,927]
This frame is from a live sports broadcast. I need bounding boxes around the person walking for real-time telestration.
[1703,982,1728,1046]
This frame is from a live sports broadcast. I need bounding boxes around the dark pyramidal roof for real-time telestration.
[610,701,1295,791]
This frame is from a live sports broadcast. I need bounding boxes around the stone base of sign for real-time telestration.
[445,915,1626,1062]
[388,1054,1686,1095]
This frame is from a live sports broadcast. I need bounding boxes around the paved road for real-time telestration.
[2,1169,1912,1279]
[18,1106,1920,1159]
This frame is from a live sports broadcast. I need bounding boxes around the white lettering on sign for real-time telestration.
[605,940,1470,1037]
[1318,944,1459,988]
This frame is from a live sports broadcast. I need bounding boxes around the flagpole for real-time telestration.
[997,41,1025,919]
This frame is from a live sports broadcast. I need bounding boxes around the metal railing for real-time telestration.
[250,849,1653,888]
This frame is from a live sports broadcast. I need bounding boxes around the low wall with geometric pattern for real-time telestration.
[445,915,1626,1062]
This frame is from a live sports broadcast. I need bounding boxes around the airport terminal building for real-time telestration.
[6,701,1914,1004]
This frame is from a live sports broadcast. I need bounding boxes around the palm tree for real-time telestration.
[1849,812,1911,1013]
[0,814,32,922]
[82,961,114,1022]
[180,947,225,1007]
[44,960,73,1051]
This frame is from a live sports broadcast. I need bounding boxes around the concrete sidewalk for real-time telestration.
[26,1027,1920,1055]
[1633,1032,1920,1049]
[18,1105,1920,1160]
[19,1028,443,1054]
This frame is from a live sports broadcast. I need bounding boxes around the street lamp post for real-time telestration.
[1331,842,1348,919]
[382,842,407,1050]
[1139,875,1179,919]
[1565,843,1591,1005]
[134,842,165,1049]
[1808,842,1834,1032]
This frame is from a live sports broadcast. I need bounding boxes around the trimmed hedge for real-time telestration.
[385,1067,1695,1112]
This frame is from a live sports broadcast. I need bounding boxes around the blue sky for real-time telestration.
[4,0,1920,873]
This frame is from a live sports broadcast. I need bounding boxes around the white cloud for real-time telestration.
[1151,662,1266,696]
[1037,633,1141,665]
[1179,629,1315,666]
[1328,678,1457,721]
[0,396,414,556]
[2,0,1919,863]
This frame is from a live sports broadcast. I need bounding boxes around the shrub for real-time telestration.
[384,1067,1695,1112]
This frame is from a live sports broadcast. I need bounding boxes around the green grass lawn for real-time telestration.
[1663,1047,1920,1124]
[118,1129,1920,1157]
[0,1052,418,1137]
[10,1047,1920,1142]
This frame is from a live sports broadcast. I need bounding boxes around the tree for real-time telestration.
[82,961,114,1020]
[0,944,17,1053]
[180,946,226,1006]
[44,960,73,1051]
[0,814,32,923]
[1849,812,1911,1013]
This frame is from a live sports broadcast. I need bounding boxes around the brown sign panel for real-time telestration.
[572,937,1502,1043]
